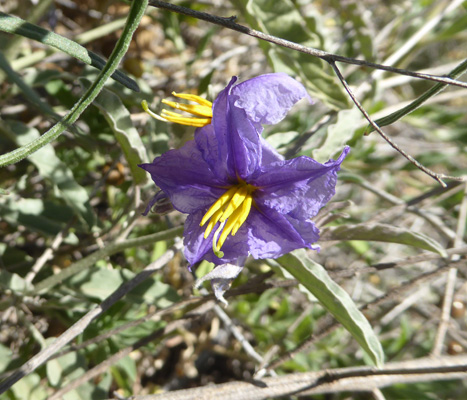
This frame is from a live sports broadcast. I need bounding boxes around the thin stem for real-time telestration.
[0,0,147,167]
[432,182,467,355]
[33,225,183,294]
[147,0,467,90]
[329,61,463,186]
[128,355,467,399]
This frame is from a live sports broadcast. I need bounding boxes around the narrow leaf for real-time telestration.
[81,79,148,184]
[0,0,148,167]
[369,58,467,132]
[0,12,139,92]
[320,223,447,257]
[278,249,384,367]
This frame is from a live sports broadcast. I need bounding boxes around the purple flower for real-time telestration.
[140,73,349,267]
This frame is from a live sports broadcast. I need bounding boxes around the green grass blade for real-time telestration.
[0,0,148,168]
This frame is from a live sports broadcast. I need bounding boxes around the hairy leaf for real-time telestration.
[320,223,447,256]
[278,249,384,367]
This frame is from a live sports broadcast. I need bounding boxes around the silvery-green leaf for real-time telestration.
[81,79,148,184]
[4,120,95,229]
[278,249,384,367]
[320,223,447,256]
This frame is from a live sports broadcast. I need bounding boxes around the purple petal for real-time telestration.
[252,147,349,219]
[231,73,312,131]
[211,76,262,180]
[245,206,319,259]
[139,137,226,214]
[260,136,284,165]
[183,211,249,266]
[141,190,173,216]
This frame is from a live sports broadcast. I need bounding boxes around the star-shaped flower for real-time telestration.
[140,73,349,267]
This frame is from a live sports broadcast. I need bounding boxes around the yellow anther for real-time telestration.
[216,205,244,251]
[200,183,256,255]
[200,186,237,227]
[172,92,213,107]
[220,186,248,222]
[231,195,253,236]
[141,92,213,128]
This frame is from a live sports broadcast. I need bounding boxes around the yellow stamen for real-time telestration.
[141,92,213,128]
[160,113,211,127]
[161,99,212,117]
[216,205,244,251]
[219,186,248,222]
[231,195,253,236]
[200,186,237,226]
[172,92,213,107]
[200,183,256,256]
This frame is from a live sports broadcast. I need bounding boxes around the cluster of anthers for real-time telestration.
[141,92,212,128]
[199,182,256,257]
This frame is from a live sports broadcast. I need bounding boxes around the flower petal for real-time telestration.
[141,190,173,216]
[231,73,312,131]
[252,147,349,219]
[245,206,320,259]
[211,77,262,180]
[139,137,226,214]
[260,136,284,165]
[183,211,250,266]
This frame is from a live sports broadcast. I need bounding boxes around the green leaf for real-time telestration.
[237,0,349,110]
[0,197,78,242]
[0,270,32,293]
[81,79,148,184]
[9,373,48,400]
[0,12,139,91]
[369,58,467,132]
[5,120,95,229]
[0,0,148,167]
[312,107,362,162]
[68,268,179,307]
[277,249,384,367]
[320,223,447,256]
[46,347,86,388]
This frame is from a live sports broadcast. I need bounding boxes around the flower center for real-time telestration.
[142,92,212,127]
[200,183,256,256]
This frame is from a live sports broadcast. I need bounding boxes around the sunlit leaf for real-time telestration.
[320,223,447,256]
[277,249,384,367]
